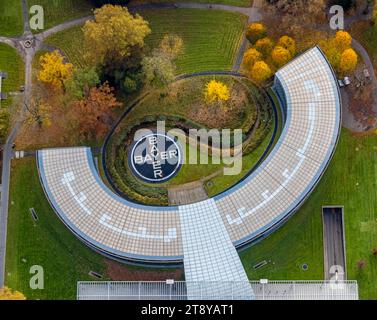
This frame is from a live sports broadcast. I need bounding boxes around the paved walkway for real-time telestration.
[168,182,208,205]
[179,199,253,299]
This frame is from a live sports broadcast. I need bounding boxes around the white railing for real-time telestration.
[77,280,358,300]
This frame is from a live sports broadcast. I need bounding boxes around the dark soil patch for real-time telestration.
[105,260,184,281]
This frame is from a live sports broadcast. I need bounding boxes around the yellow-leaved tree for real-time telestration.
[0,287,26,300]
[246,22,267,44]
[271,46,292,67]
[334,30,352,52]
[83,4,151,66]
[339,48,358,74]
[250,61,272,83]
[321,30,357,74]
[38,50,73,89]
[243,48,262,68]
[277,35,296,56]
[255,37,274,56]
[204,80,230,104]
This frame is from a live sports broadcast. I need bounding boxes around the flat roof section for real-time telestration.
[323,207,347,280]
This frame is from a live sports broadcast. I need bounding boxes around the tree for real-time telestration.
[334,31,352,52]
[204,80,230,104]
[66,67,100,98]
[0,287,26,300]
[339,48,358,74]
[158,34,184,60]
[250,61,272,83]
[38,50,73,90]
[243,48,262,68]
[83,5,151,67]
[277,35,296,55]
[72,82,122,139]
[142,52,176,88]
[255,37,274,56]
[245,23,267,44]
[271,46,292,67]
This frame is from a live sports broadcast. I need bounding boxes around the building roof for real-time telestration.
[37,46,341,263]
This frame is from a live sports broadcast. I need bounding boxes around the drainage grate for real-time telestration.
[253,260,268,270]
[29,208,38,221]
[89,271,103,279]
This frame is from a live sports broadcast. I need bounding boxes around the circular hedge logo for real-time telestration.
[129,133,182,183]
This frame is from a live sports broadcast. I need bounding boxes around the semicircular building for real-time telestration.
[37,46,341,267]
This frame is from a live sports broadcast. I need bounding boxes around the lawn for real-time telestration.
[0,44,25,108]
[142,8,247,74]
[5,158,109,299]
[240,129,377,300]
[43,24,88,69]
[0,0,23,37]
[27,0,93,32]
[43,9,247,74]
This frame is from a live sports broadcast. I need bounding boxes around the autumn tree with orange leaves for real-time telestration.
[71,82,121,140]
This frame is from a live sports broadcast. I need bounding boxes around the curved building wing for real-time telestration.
[37,46,341,263]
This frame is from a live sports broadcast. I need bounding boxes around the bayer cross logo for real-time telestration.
[129,133,182,183]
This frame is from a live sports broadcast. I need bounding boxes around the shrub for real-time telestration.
[243,48,262,68]
[255,37,274,55]
[271,46,292,67]
[250,61,272,83]
[204,80,231,104]
[339,48,358,74]
[334,30,352,51]
[246,23,267,44]
[277,35,296,55]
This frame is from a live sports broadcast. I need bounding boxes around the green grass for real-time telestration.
[27,0,93,31]
[43,24,88,69]
[43,9,247,74]
[142,9,247,74]
[5,158,109,299]
[0,43,25,108]
[240,129,377,299]
[0,0,23,37]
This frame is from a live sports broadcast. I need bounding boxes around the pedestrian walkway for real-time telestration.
[178,199,253,300]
